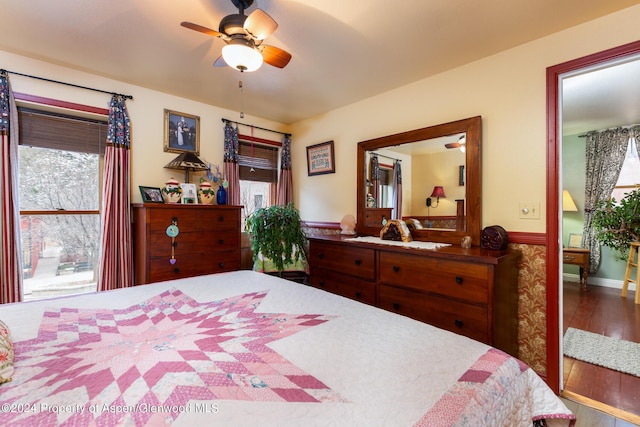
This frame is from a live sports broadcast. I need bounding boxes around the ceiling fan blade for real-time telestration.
[213,56,227,67]
[261,45,292,68]
[181,21,225,38]
[244,9,278,40]
[444,142,461,149]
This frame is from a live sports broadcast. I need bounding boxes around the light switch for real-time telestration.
[519,201,540,219]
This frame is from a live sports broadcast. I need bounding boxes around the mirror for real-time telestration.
[357,116,482,245]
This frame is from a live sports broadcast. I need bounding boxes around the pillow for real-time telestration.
[0,320,14,384]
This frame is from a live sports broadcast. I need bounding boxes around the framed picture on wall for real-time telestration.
[163,109,200,155]
[306,141,335,176]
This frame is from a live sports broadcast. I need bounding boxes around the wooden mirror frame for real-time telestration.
[356,116,482,245]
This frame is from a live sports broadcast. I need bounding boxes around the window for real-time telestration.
[238,140,279,228]
[18,108,106,300]
[611,136,640,202]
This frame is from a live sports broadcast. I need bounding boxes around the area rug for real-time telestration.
[563,327,640,377]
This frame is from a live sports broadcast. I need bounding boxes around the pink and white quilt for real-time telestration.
[0,271,575,426]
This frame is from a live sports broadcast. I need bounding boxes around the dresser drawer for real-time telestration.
[309,241,375,280]
[148,229,239,257]
[309,266,376,305]
[148,208,239,233]
[147,255,239,282]
[562,251,588,265]
[379,251,489,304]
[378,284,488,343]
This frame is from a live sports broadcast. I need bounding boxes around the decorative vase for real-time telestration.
[198,181,215,205]
[216,184,227,205]
[162,177,182,204]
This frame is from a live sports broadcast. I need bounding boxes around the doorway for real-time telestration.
[547,40,640,415]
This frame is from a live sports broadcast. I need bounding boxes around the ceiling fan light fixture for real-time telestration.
[222,41,263,72]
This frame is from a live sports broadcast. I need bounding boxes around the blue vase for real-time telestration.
[216,184,227,205]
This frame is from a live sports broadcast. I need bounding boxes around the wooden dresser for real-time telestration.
[132,204,241,285]
[308,235,520,356]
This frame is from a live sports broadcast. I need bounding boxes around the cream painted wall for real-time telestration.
[291,4,640,232]
[0,50,290,205]
[411,151,465,218]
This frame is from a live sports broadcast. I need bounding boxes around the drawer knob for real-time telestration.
[319,281,325,287]
[354,259,362,266]
[454,319,463,328]
[392,265,400,273]
[172,241,178,247]
[218,262,225,268]
[455,276,463,284]
[218,216,225,222]
[173,268,180,273]
[318,252,324,260]
[392,302,400,311]
[355,291,362,299]
[218,239,224,244]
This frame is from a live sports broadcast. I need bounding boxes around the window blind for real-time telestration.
[18,108,107,155]
[238,141,278,182]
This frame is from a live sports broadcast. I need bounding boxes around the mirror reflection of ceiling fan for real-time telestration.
[181,0,292,72]
[445,135,466,151]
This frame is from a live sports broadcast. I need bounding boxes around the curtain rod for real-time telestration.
[221,118,290,137]
[578,123,640,137]
[0,69,133,100]
[372,153,401,162]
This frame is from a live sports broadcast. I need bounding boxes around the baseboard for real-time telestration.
[563,273,636,291]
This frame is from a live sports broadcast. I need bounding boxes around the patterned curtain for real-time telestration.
[582,127,629,273]
[98,95,133,291]
[370,154,380,208]
[392,161,402,219]
[276,134,292,205]
[0,73,23,303]
[223,122,240,205]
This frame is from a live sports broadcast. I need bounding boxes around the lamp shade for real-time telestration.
[562,190,578,211]
[222,41,263,72]
[430,186,446,198]
[164,152,209,183]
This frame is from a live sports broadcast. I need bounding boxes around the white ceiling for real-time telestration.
[1,0,639,129]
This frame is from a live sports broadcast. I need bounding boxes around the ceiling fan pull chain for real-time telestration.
[239,80,244,118]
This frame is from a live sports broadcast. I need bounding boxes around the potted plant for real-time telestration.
[245,203,307,274]
[592,188,640,259]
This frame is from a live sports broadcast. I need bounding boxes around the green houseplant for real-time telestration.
[592,188,640,259]
[246,203,307,273]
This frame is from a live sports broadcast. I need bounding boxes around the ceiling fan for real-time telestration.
[181,0,292,72]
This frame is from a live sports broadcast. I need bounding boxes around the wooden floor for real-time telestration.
[563,281,640,425]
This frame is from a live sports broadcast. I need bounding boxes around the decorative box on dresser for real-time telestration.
[132,204,241,285]
[308,235,521,357]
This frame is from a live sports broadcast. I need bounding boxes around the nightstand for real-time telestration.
[563,247,590,291]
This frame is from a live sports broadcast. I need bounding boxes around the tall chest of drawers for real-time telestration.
[132,204,241,285]
[308,236,520,357]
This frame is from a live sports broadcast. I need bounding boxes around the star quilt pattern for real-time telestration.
[0,289,345,426]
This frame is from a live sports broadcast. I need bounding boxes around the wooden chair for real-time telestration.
[622,242,640,304]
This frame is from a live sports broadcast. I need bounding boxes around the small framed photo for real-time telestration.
[180,183,198,204]
[164,109,200,155]
[139,186,164,203]
[568,233,583,248]
[306,141,335,176]
[459,165,465,186]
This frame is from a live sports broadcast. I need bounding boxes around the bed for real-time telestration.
[0,271,575,426]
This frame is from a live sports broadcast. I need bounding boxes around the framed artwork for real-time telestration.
[568,233,583,248]
[139,186,164,203]
[180,183,198,204]
[306,141,335,176]
[459,165,465,186]
[164,109,200,154]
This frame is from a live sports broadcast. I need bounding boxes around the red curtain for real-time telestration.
[98,96,133,291]
[223,122,240,205]
[276,135,292,205]
[0,74,23,303]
